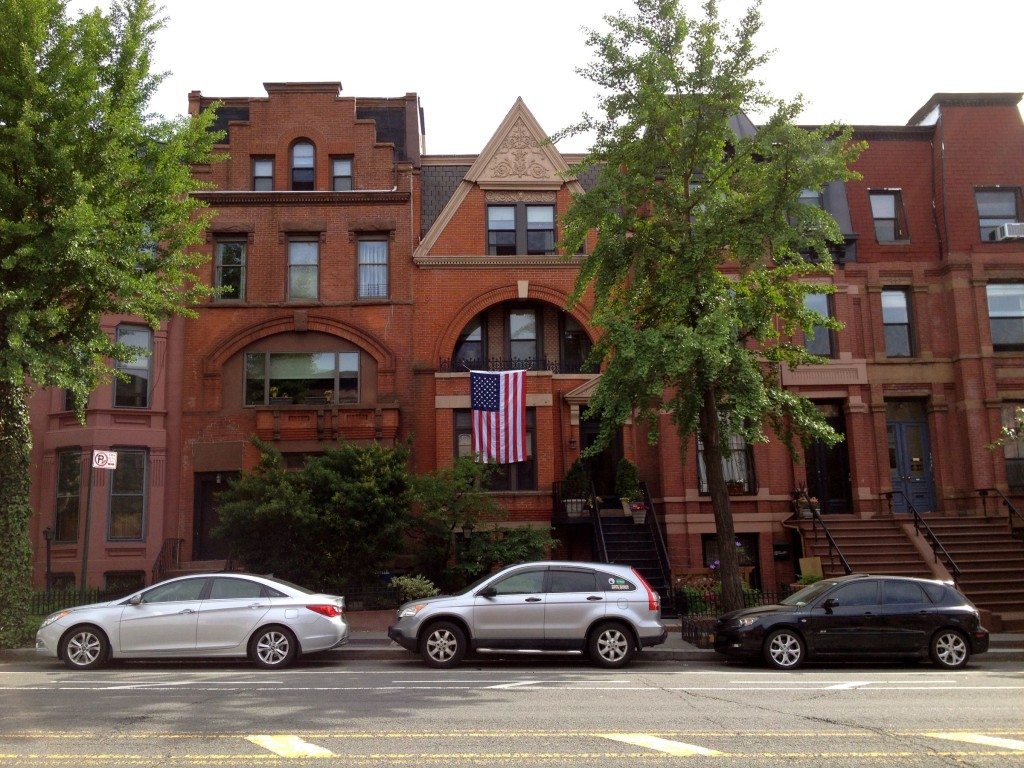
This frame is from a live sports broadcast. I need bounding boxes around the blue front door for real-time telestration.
[886,419,935,513]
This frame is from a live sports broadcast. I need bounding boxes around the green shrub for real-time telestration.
[796,573,822,585]
[390,574,440,603]
[614,458,641,502]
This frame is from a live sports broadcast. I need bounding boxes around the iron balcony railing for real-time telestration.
[438,357,589,374]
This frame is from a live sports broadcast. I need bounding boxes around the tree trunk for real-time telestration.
[0,380,34,647]
[698,386,744,614]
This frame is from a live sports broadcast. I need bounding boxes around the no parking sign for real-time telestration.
[91,450,118,470]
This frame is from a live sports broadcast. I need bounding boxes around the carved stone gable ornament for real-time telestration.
[487,118,555,181]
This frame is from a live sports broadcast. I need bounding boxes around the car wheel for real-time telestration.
[589,622,635,669]
[763,628,805,670]
[930,629,969,669]
[420,621,466,668]
[60,625,109,670]
[249,626,298,669]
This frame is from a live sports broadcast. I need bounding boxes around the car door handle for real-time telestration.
[248,603,262,609]
[587,596,603,601]
[525,597,542,603]
[178,609,195,615]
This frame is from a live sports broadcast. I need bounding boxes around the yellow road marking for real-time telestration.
[245,736,333,758]
[601,733,722,756]
[926,732,1024,751]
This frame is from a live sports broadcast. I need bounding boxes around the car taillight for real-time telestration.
[631,568,660,612]
[306,604,343,618]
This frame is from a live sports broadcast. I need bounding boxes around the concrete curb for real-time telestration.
[5,644,1023,664]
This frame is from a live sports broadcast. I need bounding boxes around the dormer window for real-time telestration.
[487,204,556,256]
[291,141,315,190]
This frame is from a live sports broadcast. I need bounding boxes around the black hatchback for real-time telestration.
[713,574,989,670]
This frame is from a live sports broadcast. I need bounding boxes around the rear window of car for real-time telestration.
[600,572,636,592]
[882,581,929,605]
[549,569,598,593]
[210,578,263,600]
[921,582,963,606]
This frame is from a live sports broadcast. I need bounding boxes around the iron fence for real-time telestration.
[677,587,799,648]
[30,589,128,616]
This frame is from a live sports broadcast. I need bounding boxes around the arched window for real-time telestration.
[291,141,315,190]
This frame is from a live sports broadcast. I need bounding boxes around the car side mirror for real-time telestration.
[129,594,143,606]
[477,586,497,599]
[823,597,838,613]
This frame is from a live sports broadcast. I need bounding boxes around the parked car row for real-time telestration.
[37,568,988,671]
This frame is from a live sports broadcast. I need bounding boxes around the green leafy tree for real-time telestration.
[559,0,863,612]
[410,457,503,588]
[215,440,415,591]
[0,0,219,646]
[451,526,559,590]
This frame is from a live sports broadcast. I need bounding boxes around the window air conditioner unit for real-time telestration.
[990,222,1024,241]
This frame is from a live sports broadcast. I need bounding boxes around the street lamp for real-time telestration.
[42,526,53,593]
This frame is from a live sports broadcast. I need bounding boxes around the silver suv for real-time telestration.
[387,561,667,668]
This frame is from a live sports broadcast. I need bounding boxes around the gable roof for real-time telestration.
[415,99,585,260]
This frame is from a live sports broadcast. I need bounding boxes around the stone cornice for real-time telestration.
[192,190,409,206]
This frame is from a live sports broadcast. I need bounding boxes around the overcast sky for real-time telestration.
[104,0,1024,154]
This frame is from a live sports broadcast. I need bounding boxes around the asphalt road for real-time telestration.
[1,656,1022,767]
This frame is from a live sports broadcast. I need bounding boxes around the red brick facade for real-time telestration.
[28,87,1024,596]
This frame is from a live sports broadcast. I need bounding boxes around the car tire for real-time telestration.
[420,621,466,668]
[60,625,109,670]
[589,622,636,669]
[763,628,805,670]
[249,625,299,669]
[930,629,969,669]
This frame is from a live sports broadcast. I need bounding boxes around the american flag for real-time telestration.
[470,370,527,463]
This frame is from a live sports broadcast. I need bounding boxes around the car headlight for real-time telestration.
[398,604,426,618]
[39,610,71,629]
[734,617,758,628]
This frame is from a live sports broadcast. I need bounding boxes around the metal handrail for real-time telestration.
[589,482,608,563]
[152,537,183,584]
[640,481,673,604]
[884,490,962,584]
[794,488,852,575]
[978,487,1024,532]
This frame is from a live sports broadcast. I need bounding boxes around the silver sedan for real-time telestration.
[36,573,348,670]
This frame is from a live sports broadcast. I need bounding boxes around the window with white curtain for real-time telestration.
[358,239,388,299]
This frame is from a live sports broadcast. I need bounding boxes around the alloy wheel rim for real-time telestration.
[598,629,627,661]
[936,633,967,666]
[257,632,289,664]
[67,632,101,666]
[769,634,801,667]
[427,630,456,661]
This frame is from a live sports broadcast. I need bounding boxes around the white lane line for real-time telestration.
[827,681,873,690]
[6,684,1024,692]
[601,733,722,756]
[247,735,334,757]
[926,733,1024,751]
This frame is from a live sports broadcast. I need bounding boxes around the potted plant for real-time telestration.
[615,458,646,522]
[561,459,591,517]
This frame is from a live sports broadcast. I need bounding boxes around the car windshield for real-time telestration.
[454,571,498,596]
[780,580,844,607]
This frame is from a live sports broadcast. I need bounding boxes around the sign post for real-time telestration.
[79,450,117,594]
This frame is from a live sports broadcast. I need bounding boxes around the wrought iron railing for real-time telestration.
[152,537,184,584]
[31,588,126,616]
[640,481,673,610]
[884,490,961,584]
[978,487,1024,536]
[793,487,852,576]
[438,357,588,374]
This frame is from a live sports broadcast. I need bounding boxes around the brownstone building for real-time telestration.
[27,88,1024,627]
